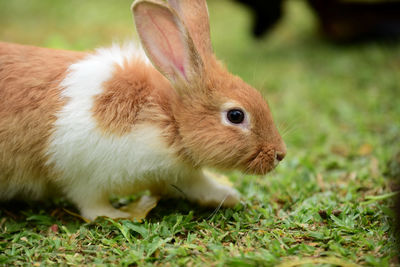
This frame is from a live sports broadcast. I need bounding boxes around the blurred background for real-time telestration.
[236,0,400,41]
[1,0,399,204]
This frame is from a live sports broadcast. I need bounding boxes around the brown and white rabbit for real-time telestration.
[0,0,286,220]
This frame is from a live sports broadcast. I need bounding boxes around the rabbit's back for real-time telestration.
[0,42,85,200]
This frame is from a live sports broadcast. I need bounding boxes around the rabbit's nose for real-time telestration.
[275,151,286,162]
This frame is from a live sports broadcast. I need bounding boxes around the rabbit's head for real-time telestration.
[133,0,286,175]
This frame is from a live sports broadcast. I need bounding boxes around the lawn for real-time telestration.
[1,0,399,266]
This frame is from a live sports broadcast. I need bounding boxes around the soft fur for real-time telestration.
[0,0,286,220]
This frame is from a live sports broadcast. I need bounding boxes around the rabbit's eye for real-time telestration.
[227,109,245,124]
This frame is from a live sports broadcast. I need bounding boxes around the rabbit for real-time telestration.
[0,0,286,221]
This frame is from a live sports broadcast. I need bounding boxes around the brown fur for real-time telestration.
[92,60,156,136]
[89,55,192,163]
[0,42,85,198]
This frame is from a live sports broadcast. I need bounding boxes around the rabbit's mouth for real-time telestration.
[245,145,278,175]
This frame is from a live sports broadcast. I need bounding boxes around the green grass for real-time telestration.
[1,0,399,266]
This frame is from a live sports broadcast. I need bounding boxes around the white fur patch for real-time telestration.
[46,44,181,205]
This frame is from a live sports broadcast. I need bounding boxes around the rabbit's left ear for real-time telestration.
[132,0,203,89]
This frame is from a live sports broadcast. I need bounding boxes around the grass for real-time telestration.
[1,0,399,266]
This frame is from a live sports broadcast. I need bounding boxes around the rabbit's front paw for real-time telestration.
[213,185,241,207]
[184,173,241,208]
[190,184,240,208]
[81,205,131,221]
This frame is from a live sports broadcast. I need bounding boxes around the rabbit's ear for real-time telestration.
[132,0,203,87]
[167,0,213,57]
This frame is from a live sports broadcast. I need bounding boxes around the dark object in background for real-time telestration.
[235,0,400,42]
[234,0,283,37]
[308,0,400,41]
